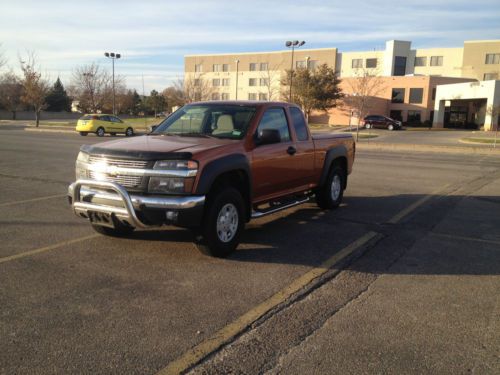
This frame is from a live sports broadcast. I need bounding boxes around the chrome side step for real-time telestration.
[251,196,311,219]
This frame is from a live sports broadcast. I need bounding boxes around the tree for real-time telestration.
[0,43,7,71]
[45,77,71,112]
[281,64,343,119]
[260,63,282,101]
[71,63,112,113]
[178,74,214,103]
[162,86,184,112]
[145,89,166,116]
[0,71,23,119]
[20,53,49,127]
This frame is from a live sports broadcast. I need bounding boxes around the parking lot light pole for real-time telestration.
[285,40,305,102]
[104,52,121,115]
[235,59,240,100]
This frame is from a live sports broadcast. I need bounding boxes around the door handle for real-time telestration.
[287,146,297,155]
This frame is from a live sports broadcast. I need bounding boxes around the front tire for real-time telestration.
[125,127,134,137]
[195,187,245,258]
[96,127,105,137]
[388,124,394,131]
[316,164,345,209]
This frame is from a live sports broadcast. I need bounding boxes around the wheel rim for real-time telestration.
[97,128,104,136]
[216,203,239,243]
[388,124,394,130]
[126,128,133,136]
[331,174,342,201]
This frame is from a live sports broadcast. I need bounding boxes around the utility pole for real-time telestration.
[285,40,305,102]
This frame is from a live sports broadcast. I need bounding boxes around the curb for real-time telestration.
[25,127,74,134]
[357,142,500,155]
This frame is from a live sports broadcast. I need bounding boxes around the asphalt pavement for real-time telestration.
[0,128,499,374]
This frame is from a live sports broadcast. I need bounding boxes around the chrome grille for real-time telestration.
[88,156,148,169]
[88,156,148,189]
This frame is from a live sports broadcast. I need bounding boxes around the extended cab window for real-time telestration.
[257,108,290,142]
[289,107,308,141]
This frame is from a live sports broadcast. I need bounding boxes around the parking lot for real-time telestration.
[1,127,499,374]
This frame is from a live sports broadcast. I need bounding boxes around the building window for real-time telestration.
[430,56,443,66]
[222,78,230,86]
[409,88,424,104]
[221,93,230,100]
[484,73,498,80]
[211,93,220,100]
[432,88,436,100]
[249,63,257,71]
[195,64,202,73]
[260,62,268,71]
[414,56,427,67]
[308,60,318,70]
[249,78,257,86]
[407,110,422,123]
[194,79,200,87]
[248,93,257,100]
[259,93,268,101]
[390,110,403,121]
[391,88,405,103]
[212,78,220,87]
[485,54,500,64]
[296,60,307,69]
[213,64,221,72]
[352,59,363,69]
[222,64,229,72]
[259,78,269,86]
[394,56,407,76]
[366,58,377,68]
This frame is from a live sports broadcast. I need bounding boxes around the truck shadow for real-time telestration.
[127,193,500,275]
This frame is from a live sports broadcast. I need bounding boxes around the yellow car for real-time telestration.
[76,114,134,137]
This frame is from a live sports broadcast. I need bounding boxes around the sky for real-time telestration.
[1,0,499,93]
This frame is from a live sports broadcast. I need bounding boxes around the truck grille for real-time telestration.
[87,156,149,189]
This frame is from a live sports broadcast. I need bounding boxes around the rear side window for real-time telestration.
[100,115,111,122]
[257,108,290,142]
[289,107,308,141]
[110,116,122,123]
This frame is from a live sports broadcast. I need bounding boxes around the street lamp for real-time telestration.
[235,59,240,100]
[285,40,305,102]
[104,52,121,115]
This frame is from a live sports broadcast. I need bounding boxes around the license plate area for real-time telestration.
[87,211,115,228]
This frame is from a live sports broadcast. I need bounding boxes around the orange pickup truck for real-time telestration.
[68,101,355,257]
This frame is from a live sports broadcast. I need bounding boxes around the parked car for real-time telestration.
[68,101,355,257]
[76,114,135,137]
[363,115,402,130]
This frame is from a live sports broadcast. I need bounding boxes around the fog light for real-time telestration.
[166,211,179,222]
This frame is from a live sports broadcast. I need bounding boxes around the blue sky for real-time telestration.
[1,0,499,92]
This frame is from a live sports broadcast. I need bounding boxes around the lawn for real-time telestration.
[461,137,499,145]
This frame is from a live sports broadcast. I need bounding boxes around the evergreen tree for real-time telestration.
[45,77,71,112]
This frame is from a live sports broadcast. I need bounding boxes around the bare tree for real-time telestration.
[0,71,23,119]
[71,63,114,113]
[260,63,282,101]
[341,68,386,138]
[0,43,7,71]
[19,52,50,127]
[485,104,500,147]
[162,86,185,112]
[178,74,214,103]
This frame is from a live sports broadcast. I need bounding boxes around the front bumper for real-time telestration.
[68,179,205,228]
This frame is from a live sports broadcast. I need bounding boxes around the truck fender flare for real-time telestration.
[195,154,252,197]
[319,145,348,188]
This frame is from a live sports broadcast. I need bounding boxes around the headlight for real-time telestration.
[75,152,89,179]
[148,160,198,194]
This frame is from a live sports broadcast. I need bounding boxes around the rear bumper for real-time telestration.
[68,179,205,228]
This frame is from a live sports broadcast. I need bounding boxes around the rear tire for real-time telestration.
[92,222,135,237]
[316,164,345,209]
[195,187,245,258]
[365,123,371,129]
[96,127,105,137]
[79,132,88,136]
[125,127,134,137]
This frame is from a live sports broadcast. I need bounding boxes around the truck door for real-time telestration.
[288,106,315,188]
[251,107,300,201]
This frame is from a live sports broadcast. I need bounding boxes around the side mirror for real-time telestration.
[150,125,159,132]
[255,128,281,145]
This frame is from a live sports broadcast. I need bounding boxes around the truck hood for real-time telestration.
[80,134,233,160]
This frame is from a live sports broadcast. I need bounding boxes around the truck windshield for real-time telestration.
[153,104,257,139]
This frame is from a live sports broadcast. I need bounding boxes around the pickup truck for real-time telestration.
[68,101,355,257]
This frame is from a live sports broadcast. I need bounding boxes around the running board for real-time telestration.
[251,196,311,219]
